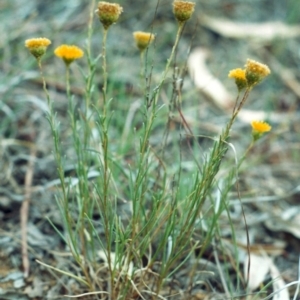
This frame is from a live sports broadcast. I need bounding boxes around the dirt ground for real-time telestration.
[1,0,300,299]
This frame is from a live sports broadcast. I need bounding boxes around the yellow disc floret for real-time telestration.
[54,45,84,65]
[251,120,272,141]
[25,37,51,59]
[96,2,123,29]
[228,68,247,91]
[245,59,271,87]
[133,31,155,51]
[173,1,195,23]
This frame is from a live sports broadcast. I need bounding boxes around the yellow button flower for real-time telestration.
[228,68,247,91]
[173,1,195,23]
[96,2,123,29]
[245,59,271,87]
[25,37,51,59]
[133,31,155,51]
[54,45,84,65]
[251,120,271,141]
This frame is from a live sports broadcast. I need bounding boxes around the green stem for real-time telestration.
[37,60,67,206]
[130,21,186,265]
[152,22,184,107]
[65,63,94,288]
[140,50,145,78]
[37,59,77,261]
[83,0,96,147]
[99,25,114,296]
[65,65,71,100]
[102,28,108,113]
[165,87,254,281]
[141,22,185,154]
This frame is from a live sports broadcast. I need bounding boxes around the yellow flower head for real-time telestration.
[25,37,51,59]
[251,120,271,141]
[173,1,195,23]
[133,31,155,51]
[96,1,123,29]
[245,59,271,87]
[54,45,84,65]
[228,68,247,91]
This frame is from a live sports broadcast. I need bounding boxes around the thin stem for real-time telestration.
[99,25,114,297]
[134,21,186,209]
[141,22,185,155]
[87,0,96,59]
[151,22,185,107]
[65,63,94,288]
[140,50,145,79]
[37,60,66,202]
[102,27,108,113]
[129,21,187,287]
[166,87,254,279]
[65,65,71,100]
[37,59,76,261]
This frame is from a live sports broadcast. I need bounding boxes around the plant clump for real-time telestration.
[22,1,274,298]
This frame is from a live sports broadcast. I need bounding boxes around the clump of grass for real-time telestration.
[25,1,272,299]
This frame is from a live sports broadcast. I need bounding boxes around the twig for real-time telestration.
[21,146,36,277]
[64,291,109,298]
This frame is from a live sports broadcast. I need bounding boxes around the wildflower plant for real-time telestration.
[25,0,273,299]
